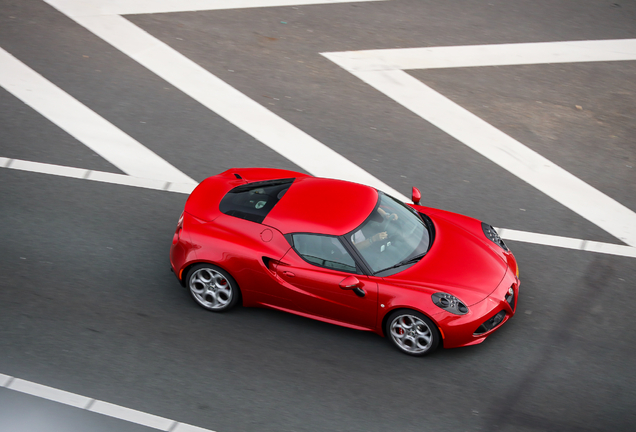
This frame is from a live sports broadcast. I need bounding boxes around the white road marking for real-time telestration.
[0,157,196,193]
[10,3,633,256]
[323,39,636,71]
[4,1,632,431]
[0,373,216,431]
[3,158,635,259]
[0,373,13,387]
[6,378,92,409]
[89,400,176,430]
[173,424,216,432]
[322,41,636,247]
[341,68,636,247]
[48,0,384,16]
[0,47,196,185]
[496,228,636,259]
[43,0,409,202]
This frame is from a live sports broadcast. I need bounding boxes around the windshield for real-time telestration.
[349,192,430,274]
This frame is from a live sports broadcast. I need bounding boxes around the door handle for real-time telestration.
[283,271,295,277]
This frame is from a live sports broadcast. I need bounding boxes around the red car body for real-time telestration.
[170,168,519,352]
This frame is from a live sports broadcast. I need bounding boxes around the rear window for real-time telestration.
[219,178,294,223]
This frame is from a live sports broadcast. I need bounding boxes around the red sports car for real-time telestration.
[170,168,519,356]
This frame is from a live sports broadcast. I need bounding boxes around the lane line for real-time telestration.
[42,1,408,203]
[496,228,636,258]
[48,0,385,16]
[2,158,635,259]
[173,424,216,432]
[322,42,636,247]
[0,157,196,194]
[89,400,176,430]
[0,373,216,432]
[35,1,636,252]
[322,39,636,71]
[0,373,12,387]
[7,378,92,409]
[0,46,196,185]
[4,2,630,430]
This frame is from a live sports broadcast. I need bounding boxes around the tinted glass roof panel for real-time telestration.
[219,178,294,223]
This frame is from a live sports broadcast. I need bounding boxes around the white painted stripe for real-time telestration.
[173,423,217,432]
[34,0,636,255]
[0,373,12,387]
[89,400,176,430]
[48,0,384,17]
[7,378,92,409]
[581,241,636,258]
[329,67,636,247]
[0,157,197,194]
[38,9,407,203]
[6,157,88,180]
[322,39,636,72]
[497,228,636,258]
[1,373,216,432]
[2,159,635,259]
[0,47,195,185]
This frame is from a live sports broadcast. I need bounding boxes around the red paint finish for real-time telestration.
[185,167,310,221]
[411,187,422,205]
[274,247,378,329]
[390,214,508,306]
[264,177,377,235]
[170,168,520,353]
[186,214,294,308]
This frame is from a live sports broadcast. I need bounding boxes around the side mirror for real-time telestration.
[339,275,360,290]
[412,187,421,205]
[339,275,365,297]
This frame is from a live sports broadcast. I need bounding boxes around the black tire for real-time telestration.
[385,309,440,356]
[185,263,241,312]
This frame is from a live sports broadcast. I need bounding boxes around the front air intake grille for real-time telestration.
[473,310,507,335]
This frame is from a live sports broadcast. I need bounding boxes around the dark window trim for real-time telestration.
[418,212,436,250]
[339,235,372,276]
[341,194,381,276]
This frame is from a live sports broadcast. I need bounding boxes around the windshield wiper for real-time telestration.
[375,253,427,274]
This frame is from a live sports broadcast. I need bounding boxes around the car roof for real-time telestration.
[185,168,310,222]
[263,177,378,236]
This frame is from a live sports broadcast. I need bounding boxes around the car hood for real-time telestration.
[385,209,508,306]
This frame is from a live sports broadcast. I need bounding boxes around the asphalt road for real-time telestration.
[1,1,635,431]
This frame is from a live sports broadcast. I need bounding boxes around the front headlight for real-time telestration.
[482,222,509,251]
[432,292,469,315]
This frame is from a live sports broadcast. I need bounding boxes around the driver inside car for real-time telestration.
[352,207,398,250]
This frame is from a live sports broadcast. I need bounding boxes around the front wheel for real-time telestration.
[385,310,440,356]
[186,264,240,312]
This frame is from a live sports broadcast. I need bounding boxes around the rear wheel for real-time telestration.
[385,310,440,356]
[186,264,240,312]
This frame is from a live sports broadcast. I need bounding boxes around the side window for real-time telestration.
[292,234,357,273]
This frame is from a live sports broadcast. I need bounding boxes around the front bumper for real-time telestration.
[435,269,519,349]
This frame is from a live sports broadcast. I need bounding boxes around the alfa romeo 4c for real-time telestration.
[170,168,519,356]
